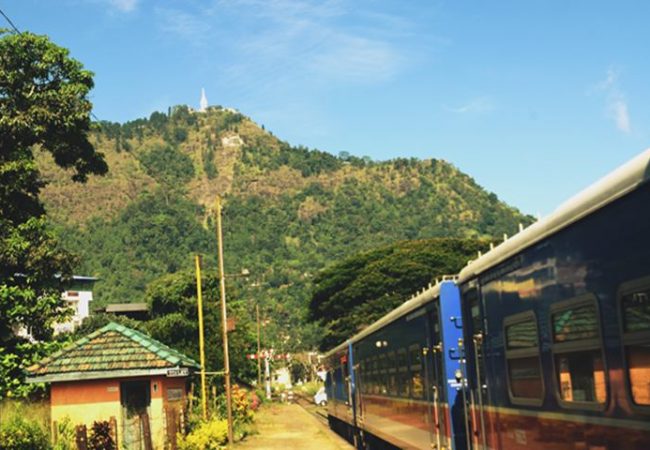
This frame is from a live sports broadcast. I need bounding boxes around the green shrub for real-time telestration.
[177,418,228,450]
[0,415,50,450]
[52,416,75,450]
[297,380,322,397]
[87,420,115,450]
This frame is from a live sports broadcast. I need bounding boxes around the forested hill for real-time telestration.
[38,105,532,349]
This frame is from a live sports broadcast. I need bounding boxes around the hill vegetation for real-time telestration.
[309,238,487,349]
[39,105,533,352]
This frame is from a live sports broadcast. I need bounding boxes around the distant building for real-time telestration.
[199,88,208,112]
[95,303,149,321]
[273,366,292,388]
[27,322,199,450]
[53,275,98,334]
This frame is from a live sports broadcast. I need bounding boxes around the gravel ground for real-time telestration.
[237,403,353,450]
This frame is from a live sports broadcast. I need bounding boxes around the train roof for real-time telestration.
[458,148,650,283]
[323,281,445,359]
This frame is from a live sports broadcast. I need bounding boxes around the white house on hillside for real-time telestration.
[53,275,98,334]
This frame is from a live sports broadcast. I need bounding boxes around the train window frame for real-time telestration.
[618,276,650,413]
[386,350,398,396]
[549,294,608,411]
[396,347,409,398]
[503,311,545,407]
[408,342,425,399]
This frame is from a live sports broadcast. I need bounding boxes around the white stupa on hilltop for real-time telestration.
[199,88,208,112]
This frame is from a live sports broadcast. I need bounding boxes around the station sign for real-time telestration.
[166,367,189,377]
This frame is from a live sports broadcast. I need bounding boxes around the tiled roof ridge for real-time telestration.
[26,324,112,373]
[27,322,199,375]
[105,322,198,367]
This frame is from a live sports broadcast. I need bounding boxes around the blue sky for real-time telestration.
[5,0,650,215]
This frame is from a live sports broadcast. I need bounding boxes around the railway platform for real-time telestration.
[237,403,352,449]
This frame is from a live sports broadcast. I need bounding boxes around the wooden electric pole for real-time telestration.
[256,304,262,386]
[215,196,234,445]
[194,255,208,421]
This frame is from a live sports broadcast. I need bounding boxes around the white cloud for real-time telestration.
[594,68,632,134]
[155,7,212,44]
[445,97,494,114]
[108,0,138,12]
[611,99,631,133]
[154,0,421,85]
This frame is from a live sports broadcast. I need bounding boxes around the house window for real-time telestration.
[551,298,606,405]
[621,283,650,406]
[504,312,543,402]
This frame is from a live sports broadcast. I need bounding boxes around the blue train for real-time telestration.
[324,149,650,449]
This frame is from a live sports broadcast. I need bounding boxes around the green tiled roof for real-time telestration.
[27,322,199,380]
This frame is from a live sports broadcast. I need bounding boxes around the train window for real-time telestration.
[551,296,606,407]
[397,348,409,397]
[387,351,398,396]
[359,360,367,394]
[378,354,388,395]
[504,312,544,403]
[622,287,650,333]
[620,282,650,406]
[552,304,599,342]
[409,344,424,398]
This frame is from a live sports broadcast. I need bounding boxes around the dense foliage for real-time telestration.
[41,105,532,359]
[309,238,488,349]
[177,418,228,450]
[0,30,106,398]
[0,414,50,450]
[72,269,258,383]
[87,421,116,450]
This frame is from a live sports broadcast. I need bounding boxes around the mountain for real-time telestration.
[38,105,532,349]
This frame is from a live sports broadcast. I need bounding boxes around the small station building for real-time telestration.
[27,322,200,449]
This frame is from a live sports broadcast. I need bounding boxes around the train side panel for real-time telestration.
[460,180,650,449]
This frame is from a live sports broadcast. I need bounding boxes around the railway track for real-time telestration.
[293,392,329,426]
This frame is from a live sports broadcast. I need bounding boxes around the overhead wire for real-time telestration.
[0,7,106,127]
[0,6,20,34]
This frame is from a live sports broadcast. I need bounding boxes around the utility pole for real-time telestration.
[264,351,272,400]
[194,255,208,421]
[215,196,234,445]
[256,304,262,387]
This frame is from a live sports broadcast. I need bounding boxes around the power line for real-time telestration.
[0,7,20,34]
[1,7,105,127]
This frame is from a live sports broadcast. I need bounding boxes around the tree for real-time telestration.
[0,30,107,398]
[309,238,488,350]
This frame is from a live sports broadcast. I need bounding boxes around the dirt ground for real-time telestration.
[237,403,353,450]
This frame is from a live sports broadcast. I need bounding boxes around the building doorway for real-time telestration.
[121,380,152,450]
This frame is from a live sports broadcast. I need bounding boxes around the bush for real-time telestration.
[87,421,115,450]
[52,416,75,450]
[296,380,322,397]
[0,415,49,450]
[177,418,228,450]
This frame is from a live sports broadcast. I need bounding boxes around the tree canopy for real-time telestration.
[0,30,107,398]
[309,238,487,350]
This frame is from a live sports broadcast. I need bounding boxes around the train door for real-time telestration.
[429,303,449,450]
[353,361,364,426]
[462,282,488,450]
[438,280,469,450]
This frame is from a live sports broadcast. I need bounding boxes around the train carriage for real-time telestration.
[325,280,468,449]
[457,150,650,449]
[324,147,650,450]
